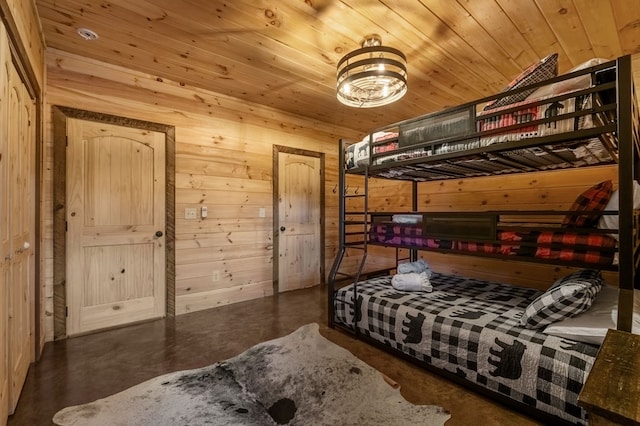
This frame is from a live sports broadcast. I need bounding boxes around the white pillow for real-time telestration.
[543,286,640,345]
[612,299,640,329]
[526,58,607,100]
[597,181,640,240]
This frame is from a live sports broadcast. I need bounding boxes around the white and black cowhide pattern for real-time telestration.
[53,323,450,426]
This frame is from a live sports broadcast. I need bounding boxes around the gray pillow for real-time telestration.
[519,269,603,329]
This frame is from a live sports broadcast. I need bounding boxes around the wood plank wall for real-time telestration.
[42,49,360,340]
[41,49,640,341]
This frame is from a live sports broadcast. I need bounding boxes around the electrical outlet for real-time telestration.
[184,208,197,219]
[212,270,220,282]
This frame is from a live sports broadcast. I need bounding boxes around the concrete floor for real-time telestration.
[8,284,542,425]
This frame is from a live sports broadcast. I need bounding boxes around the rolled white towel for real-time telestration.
[392,214,423,224]
[392,272,433,292]
[397,259,432,277]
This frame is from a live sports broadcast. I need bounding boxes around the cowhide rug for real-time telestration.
[53,323,450,425]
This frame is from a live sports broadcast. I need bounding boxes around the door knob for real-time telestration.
[280,226,286,232]
[155,231,163,237]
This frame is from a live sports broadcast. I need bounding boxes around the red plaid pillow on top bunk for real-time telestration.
[561,180,613,228]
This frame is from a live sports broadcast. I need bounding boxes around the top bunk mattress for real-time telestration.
[343,57,622,181]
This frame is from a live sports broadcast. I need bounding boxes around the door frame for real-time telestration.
[52,107,176,339]
[272,145,325,294]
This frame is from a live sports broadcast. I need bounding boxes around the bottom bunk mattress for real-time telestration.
[369,221,617,266]
[333,273,598,425]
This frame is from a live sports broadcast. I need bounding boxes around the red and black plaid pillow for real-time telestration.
[561,180,614,228]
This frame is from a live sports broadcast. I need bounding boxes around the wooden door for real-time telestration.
[5,53,34,414]
[0,22,9,423]
[277,152,321,292]
[66,119,166,336]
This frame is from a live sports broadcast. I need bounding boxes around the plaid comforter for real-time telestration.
[369,222,617,265]
[334,274,598,424]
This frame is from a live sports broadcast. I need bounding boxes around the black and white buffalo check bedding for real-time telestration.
[333,273,599,425]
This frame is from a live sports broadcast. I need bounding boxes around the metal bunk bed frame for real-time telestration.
[328,53,640,336]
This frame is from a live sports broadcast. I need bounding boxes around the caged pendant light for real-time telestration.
[336,34,407,108]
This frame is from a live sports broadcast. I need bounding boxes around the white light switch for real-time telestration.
[201,206,208,218]
[259,207,266,218]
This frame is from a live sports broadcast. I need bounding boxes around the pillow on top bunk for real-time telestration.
[561,180,613,228]
[483,53,559,111]
[543,286,640,345]
[525,58,608,101]
[519,269,604,329]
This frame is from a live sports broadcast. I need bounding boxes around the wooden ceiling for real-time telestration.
[35,0,640,132]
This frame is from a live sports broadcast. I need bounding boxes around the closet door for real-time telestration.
[0,21,9,424]
[7,59,34,413]
[0,20,35,421]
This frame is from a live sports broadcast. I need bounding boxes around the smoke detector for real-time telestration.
[76,28,99,41]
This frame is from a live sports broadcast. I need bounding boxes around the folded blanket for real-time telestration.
[392,272,433,292]
[397,259,432,276]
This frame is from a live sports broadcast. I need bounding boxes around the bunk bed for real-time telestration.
[328,55,640,426]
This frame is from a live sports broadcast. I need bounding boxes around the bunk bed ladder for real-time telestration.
[328,140,370,332]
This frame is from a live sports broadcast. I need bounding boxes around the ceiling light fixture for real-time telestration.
[76,28,99,41]
[336,34,407,108]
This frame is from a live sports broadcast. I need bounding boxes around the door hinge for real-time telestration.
[65,221,68,232]
[65,136,68,147]
[65,306,68,317]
